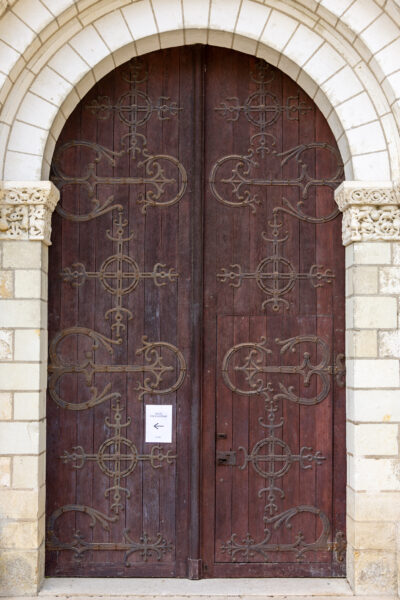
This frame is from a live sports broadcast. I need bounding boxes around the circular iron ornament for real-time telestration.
[255,256,297,299]
[118,90,152,126]
[97,437,139,478]
[245,91,281,127]
[99,255,141,295]
[251,437,292,478]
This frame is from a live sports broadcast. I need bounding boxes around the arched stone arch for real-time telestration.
[0,0,399,181]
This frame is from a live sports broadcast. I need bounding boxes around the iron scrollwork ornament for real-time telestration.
[222,506,331,562]
[210,142,343,220]
[48,327,186,410]
[210,60,344,220]
[52,58,187,220]
[222,335,345,405]
[219,335,345,562]
[47,505,173,564]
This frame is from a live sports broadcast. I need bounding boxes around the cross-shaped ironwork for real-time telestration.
[238,434,325,516]
[215,60,311,156]
[217,212,334,312]
[61,210,178,339]
[61,399,176,515]
[86,58,182,127]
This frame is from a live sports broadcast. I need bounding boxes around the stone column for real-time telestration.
[335,181,400,596]
[0,181,59,596]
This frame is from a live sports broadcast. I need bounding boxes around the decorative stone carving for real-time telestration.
[334,181,400,245]
[0,182,59,245]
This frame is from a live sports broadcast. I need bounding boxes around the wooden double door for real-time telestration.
[47,46,346,579]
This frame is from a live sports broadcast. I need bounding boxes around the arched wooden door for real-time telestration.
[47,46,346,579]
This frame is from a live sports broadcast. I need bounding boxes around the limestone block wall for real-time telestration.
[0,182,57,595]
[346,241,400,595]
[336,182,400,596]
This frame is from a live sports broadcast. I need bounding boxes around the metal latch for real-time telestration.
[216,450,236,466]
[329,531,346,563]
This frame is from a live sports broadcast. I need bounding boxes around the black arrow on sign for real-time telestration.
[154,423,164,429]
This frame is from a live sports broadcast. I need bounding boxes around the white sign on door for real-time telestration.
[145,405,173,443]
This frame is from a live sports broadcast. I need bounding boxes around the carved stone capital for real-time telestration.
[0,181,60,245]
[334,181,400,246]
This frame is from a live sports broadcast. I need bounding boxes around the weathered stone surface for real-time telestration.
[350,265,379,294]
[0,270,12,298]
[347,422,398,456]
[347,517,396,550]
[0,392,12,420]
[353,296,397,329]
[0,549,40,595]
[0,516,44,549]
[380,266,400,293]
[351,548,397,595]
[347,388,400,422]
[346,330,377,358]
[12,455,41,490]
[348,488,400,521]
[0,456,10,488]
[0,490,40,519]
[0,329,12,360]
[380,330,400,358]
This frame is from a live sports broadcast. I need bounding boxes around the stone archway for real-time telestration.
[1,0,399,182]
[0,1,400,596]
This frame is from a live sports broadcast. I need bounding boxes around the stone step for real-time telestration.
[2,577,378,599]
[4,577,396,600]
[6,596,393,600]
[38,577,353,597]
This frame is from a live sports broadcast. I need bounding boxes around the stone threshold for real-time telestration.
[37,578,353,597]
[6,577,397,600]
[20,577,362,598]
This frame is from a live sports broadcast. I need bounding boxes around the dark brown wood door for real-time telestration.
[46,48,198,577]
[47,46,345,579]
[201,47,345,577]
